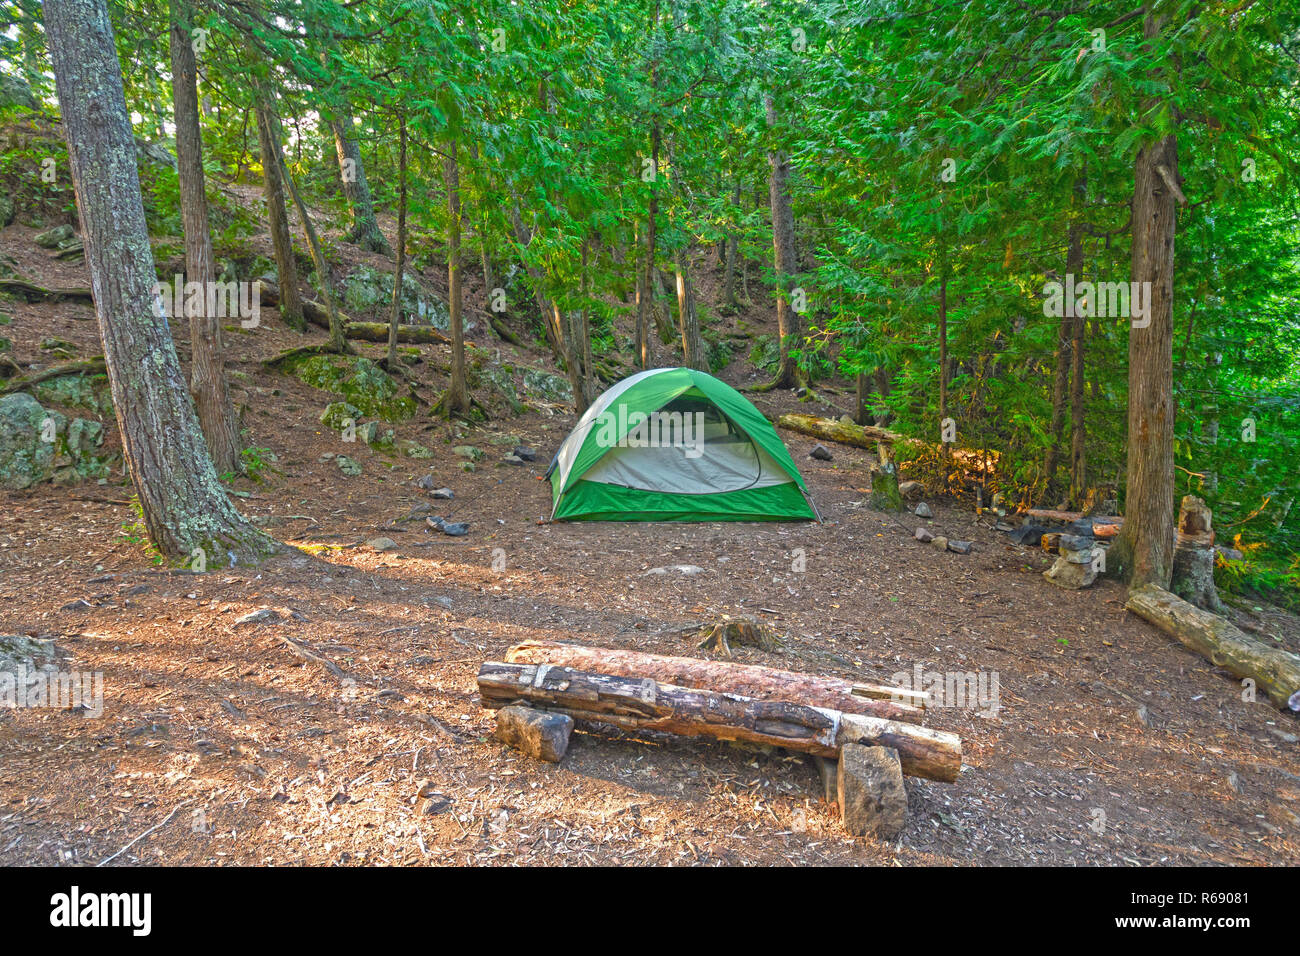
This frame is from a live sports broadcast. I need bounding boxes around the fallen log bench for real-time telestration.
[476,660,961,783]
[504,639,929,720]
[1126,583,1300,710]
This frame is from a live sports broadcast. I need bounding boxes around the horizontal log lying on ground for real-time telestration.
[477,661,962,781]
[0,278,94,301]
[258,282,449,344]
[1126,583,1300,710]
[505,639,926,720]
[0,355,106,395]
[774,413,918,450]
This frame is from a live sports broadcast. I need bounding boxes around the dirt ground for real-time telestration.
[2,214,1299,867]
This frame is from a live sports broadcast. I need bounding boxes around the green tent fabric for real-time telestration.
[546,367,819,522]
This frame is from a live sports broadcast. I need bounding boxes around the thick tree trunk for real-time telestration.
[506,641,926,719]
[169,0,240,476]
[1127,584,1300,710]
[385,115,407,369]
[675,251,706,371]
[765,95,800,389]
[477,661,962,781]
[1114,15,1178,589]
[45,0,275,563]
[253,86,303,331]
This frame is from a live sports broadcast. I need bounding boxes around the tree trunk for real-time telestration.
[765,95,800,388]
[1046,221,1082,499]
[580,239,594,401]
[1113,13,1178,589]
[722,182,740,310]
[385,114,407,369]
[273,108,349,355]
[505,640,926,721]
[45,0,275,563]
[329,114,390,254]
[675,251,706,371]
[169,0,240,476]
[253,88,303,331]
[477,661,962,781]
[938,274,950,487]
[637,124,661,370]
[1068,176,1089,508]
[442,141,469,416]
[1126,584,1300,710]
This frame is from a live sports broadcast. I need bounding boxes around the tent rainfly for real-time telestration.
[545,367,819,522]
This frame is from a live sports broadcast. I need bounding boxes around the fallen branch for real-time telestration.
[278,633,346,680]
[1126,583,1300,710]
[0,355,106,395]
[505,640,926,720]
[0,277,94,302]
[774,413,921,451]
[477,661,961,781]
[259,282,449,345]
[96,800,193,866]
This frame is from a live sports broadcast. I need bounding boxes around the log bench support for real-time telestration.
[838,744,908,840]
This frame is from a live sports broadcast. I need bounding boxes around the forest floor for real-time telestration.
[2,205,1299,867]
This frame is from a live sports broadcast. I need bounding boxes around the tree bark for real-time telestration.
[1113,13,1178,589]
[721,182,740,310]
[505,640,926,719]
[775,413,917,451]
[442,141,469,416]
[675,251,706,371]
[253,85,303,331]
[45,0,275,563]
[477,661,962,781]
[169,0,240,476]
[764,95,800,389]
[385,114,407,369]
[1126,584,1300,710]
[329,114,390,254]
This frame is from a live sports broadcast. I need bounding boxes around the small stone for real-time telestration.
[366,537,398,552]
[837,744,907,840]
[440,522,469,537]
[947,540,972,555]
[1011,525,1047,547]
[60,599,93,612]
[494,705,573,762]
[512,446,537,462]
[1058,533,1093,552]
[431,487,454,499]
[914,527,934,543]
[414,473,435,490]
[930,536,948,552]
[35,224,74,249]
[235,607,281,626]
[453,445,484,462]
[336,455,362,477]
[995,520,1015,532]
[809,444,833,461]
[1043,555,1098,589]
[501,454,525,465]
[914,502,932,519]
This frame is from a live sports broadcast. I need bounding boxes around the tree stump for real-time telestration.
[870,460,903,512]
[1171,495,1224,612]
[694,615,786,656]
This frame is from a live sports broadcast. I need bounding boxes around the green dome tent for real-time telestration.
[546,367,819,522]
